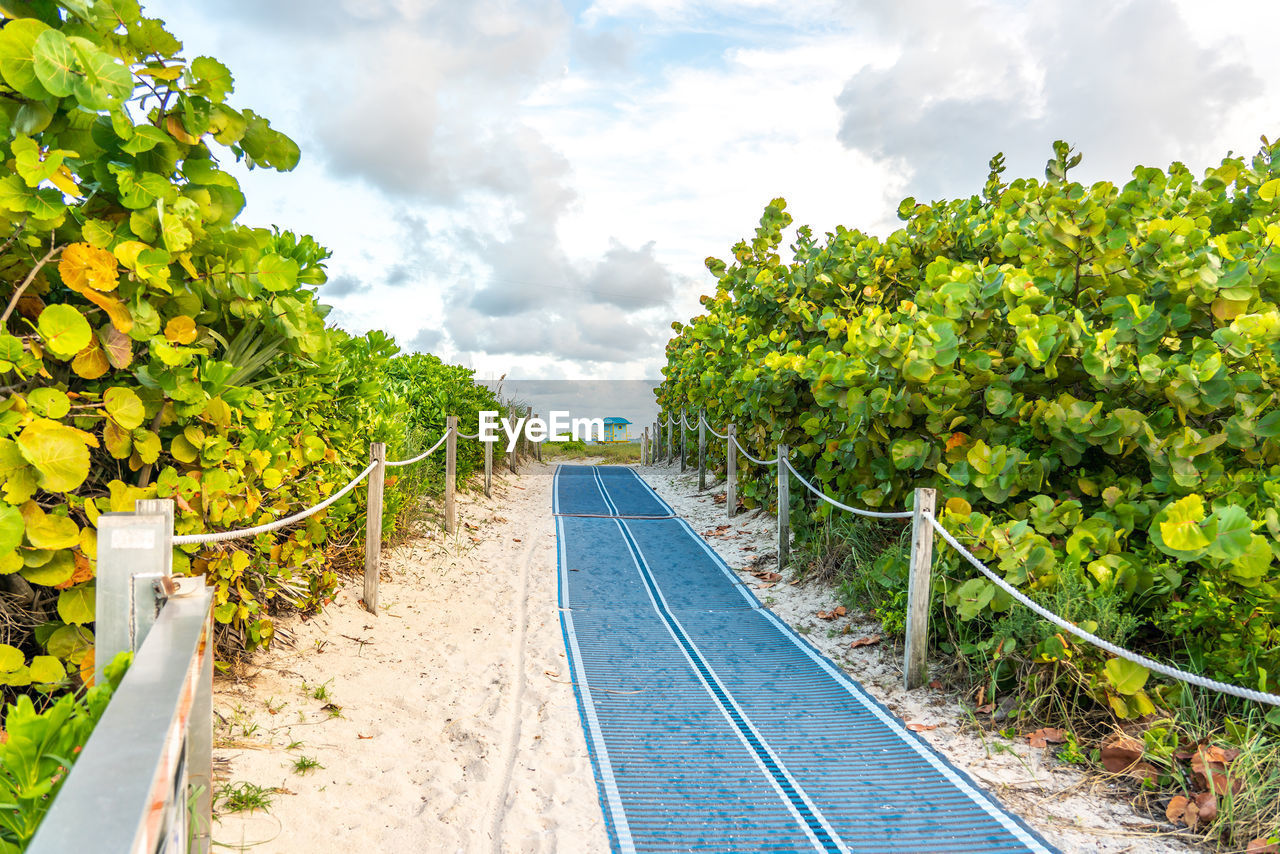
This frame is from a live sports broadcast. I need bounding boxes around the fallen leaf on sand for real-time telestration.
[1247,838,1280,853]
[1025,727,1066,749]
[513,538,522,543]
[976,703,995,714]
[1100,733,1144,773]
[907,723,939,731]
[357,734,373,740]
[1191,744,1243,796]
[817,606,848,621]
[752,571,781,582]
[849,635,881,649]
[928,680,943,690]
[1166,795,1190,826]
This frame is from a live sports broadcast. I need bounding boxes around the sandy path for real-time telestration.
[213,462,608,853]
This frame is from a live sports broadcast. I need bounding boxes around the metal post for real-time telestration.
[96,505,171,684]
[363,442,385,614]
[726,423,737,520]
[904,487,938,690]
[190,600,213,853]
[777,443,790,571]
[697,410,707,491]
[484,436,493,498]
[445,415,457,534]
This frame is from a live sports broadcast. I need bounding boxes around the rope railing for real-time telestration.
[783,458,913,520]
[662,399,1280,704]
[733,434,777,467]
[173,461,377,546]
[929,515,1280,707]
[385,431,449,467]
[700,413,729,440]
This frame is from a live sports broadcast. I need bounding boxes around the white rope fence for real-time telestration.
[173,462,378,546]
[930,516,1280,706]
[665,399,1280,705]
[732,434,777,466]
[385,431,449,468]
[700,413,729,440]
[783,458,913,520]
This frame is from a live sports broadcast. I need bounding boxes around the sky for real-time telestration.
[144,0,1278,397]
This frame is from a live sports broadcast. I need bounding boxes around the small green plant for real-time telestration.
[304,679,333,702]
[217,781,274,814]
[1058,732,1087,765]
[291,756,322,775]
[285,739,305,751]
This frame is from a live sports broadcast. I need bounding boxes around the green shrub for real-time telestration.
[660,138,1280,717]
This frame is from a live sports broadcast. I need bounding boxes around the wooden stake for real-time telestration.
[363,442,385,614]
[484,436,493,498]
[777,443,789,571]
[680,414,688,473]
[666,413,673,463]
[697,410,707,491]
[904,487,937,690]
[445,416,457,534]
[642,427,649,466]
[726,423,737,520]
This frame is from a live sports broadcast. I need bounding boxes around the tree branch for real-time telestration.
[1,242,65,326]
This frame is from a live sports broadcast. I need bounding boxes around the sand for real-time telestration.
[212,461,608,853]
[212,459,1200,854]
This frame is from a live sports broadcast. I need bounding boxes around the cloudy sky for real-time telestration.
[145,0,1277,385]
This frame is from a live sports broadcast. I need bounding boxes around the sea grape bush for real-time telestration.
[0,0,499,701]
[660,140,1280,714]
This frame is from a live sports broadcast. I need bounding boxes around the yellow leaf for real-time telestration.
[49,164,80,197]
[79,646,95,687]
[164,315,197,344]
[58,242,119,292]
[71,336,110,379]
[165,114,200,145]
[80,289,133,333]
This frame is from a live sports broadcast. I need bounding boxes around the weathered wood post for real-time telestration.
[680,413,688,473]
[445,416,457,534]
[363,441,385,614]
[904,487,938,690]
[777,443,790,571]
[697,410,708,491]
[534,413,542,463]
[642,427,649,466]
[484,435,493,498]
[508,410,518,474]
[666,413,673,463]
[726,423,737,520]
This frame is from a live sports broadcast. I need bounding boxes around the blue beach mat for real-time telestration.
[554,464,1059,854]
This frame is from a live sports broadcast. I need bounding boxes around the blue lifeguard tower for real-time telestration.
[600,417,632,443]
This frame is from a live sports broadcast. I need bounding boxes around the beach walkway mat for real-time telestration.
[554,464,1057,853]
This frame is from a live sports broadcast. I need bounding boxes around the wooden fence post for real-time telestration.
[680,414,688,473]
[534,413,542,463]
[445,416,457,534]
[726,423,737,520]
[363,441,385,614]
[904,487,937,690]
[666,413,673,463]
[484,436,493,498]
[697,410,707,491]
[777,443,790,571]
[642,427,649,466]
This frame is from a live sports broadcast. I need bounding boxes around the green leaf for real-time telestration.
[16,418,91,493]
[954,577,994,620]
[23,508,79,550]
[1152,494,1216,557]
[191,55,232,102]
[0,17,52,100]
[0,643,24,672]
[57,584,95,625]
[19,547,74,585]
[29,654,65,683]
[104,386,145,430]
[0,503,22,555]
[257,253,298,291]
[26,387,70,418]
[1260,178,1280,203]
[45,624,93,662]
[37,304,92,359]
[1103,658,1149,695]
[32,28,77,97]
[1208,505,1252,561]
[68,35,133,107]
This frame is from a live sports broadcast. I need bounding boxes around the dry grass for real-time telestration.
[542,440,641,464]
